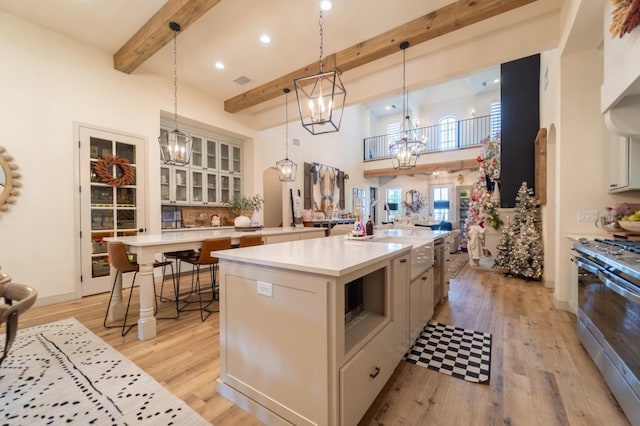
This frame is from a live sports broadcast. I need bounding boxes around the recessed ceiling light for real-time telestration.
[260,34,271,44]
[320,1,332,11]
[215,62,225,70]
[385,105,396,110]
[494,78,500,83]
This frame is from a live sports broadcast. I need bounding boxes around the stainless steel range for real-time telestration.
[572,238,640,425]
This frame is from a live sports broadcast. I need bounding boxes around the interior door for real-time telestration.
[78,125,146,296]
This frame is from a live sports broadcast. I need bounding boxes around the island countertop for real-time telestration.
[214,234,412,277]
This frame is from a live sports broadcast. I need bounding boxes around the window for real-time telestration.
[490,100,501,138]
[431,186,450,221]
[386,187,402,221]
[438,116,456,149]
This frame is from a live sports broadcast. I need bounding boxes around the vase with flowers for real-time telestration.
[402,191,427,222]
[226,194,264,228]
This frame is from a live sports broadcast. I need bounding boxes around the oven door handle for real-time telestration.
[574,254,602,275]
[598,269,640,305]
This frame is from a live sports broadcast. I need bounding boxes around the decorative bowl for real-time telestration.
[618,220,640,233]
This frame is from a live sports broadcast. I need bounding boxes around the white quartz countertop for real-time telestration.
[105,227,320,247]
[215,234,412,277]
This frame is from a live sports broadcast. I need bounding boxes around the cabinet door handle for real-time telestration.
[369,366,380,379]
[400,258,407,263]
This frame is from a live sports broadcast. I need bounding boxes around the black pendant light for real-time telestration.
[276,88,297,181]
[159,22,192,166]
[390,41,425,169]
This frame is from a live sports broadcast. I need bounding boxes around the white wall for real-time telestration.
[0,11,255,301]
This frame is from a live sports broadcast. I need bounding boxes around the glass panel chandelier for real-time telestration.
[159,22,192,166]
[294,3,346,135]
[390,41,425,170]
[276,88,297,182]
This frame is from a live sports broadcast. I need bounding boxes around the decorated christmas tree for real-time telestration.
[495,182,543,280]
[464,136,502,250]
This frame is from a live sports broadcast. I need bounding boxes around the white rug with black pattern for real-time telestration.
[404,321,491,384]
[0,318,210,425]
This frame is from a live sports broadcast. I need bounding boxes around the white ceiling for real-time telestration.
[0,0,504,117]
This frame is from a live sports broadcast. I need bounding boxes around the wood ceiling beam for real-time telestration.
[363,159,479,178]
[114,0,222,74]
[224,0,537,113]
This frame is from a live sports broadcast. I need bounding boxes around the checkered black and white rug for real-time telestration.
[404,321,492,384]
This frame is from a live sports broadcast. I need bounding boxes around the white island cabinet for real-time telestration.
[214,236,412,426]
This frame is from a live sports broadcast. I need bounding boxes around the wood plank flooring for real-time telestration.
[15,262,631,425]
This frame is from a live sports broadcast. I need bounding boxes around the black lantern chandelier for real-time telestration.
[294,2,346,135]
[276,88,297,182]
[390,41,425,169]
[159,22,192,166]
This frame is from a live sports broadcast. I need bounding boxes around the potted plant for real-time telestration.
[226,194,264,227]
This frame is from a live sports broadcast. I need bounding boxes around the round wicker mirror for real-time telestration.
[0,146,21,211]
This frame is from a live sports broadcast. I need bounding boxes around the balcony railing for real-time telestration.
[364,114,495,161]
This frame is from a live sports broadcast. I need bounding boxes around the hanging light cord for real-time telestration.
[285,90,289,159]
[318,9,324,72]
[403,45,408,121]
[172,27,179,131]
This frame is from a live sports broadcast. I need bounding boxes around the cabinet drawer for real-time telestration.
[340,324,397,426]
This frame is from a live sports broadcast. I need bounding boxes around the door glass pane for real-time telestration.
[117,209,136,229]
[91,209,114,230]
[91,186,113,206]
[432,186,450,221]
[91,137,112,159]
[207,140,217,169]
[116,141,136,164]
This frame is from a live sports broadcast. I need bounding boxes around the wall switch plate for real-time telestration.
[257,281,273,297]
[577,210,598,223]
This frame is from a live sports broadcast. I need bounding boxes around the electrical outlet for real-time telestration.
[577,210,598,223]
[257,281,273,297]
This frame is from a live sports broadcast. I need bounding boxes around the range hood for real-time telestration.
[604,94,640,137]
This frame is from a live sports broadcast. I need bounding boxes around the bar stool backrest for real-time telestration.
[239,234,264,248]
[199,237,233,264]
[107,242,138,273]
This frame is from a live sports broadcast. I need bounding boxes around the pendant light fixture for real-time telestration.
[276,88,297,182]
[390,41,425,169]
[159,22,192,166]
[294,2,346,135]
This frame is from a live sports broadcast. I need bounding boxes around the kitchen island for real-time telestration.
[104,227,324,341]
[214,232,442,425]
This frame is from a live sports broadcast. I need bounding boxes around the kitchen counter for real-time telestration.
[215,234,412,425]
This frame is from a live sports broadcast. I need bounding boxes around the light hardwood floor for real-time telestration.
[15,262,631,426]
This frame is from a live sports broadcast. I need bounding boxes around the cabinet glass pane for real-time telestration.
[206,173,217,203]
[117,187,136,206]
[175,169,188,202]
[232,176,241,200]
[117,209,136,229]
[220,144,229,171]
[160,168,170,202]
[192,137,202,168]
[92,255,110,278]
[221,175,230,203]
[91,186,113,206]
[233,146,241,172]
[116,142,135,164]
[192,171,203,203]
[207,140,217,169]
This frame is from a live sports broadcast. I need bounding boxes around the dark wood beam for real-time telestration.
[363,159,479,178]
[114,0,222,74]
[225,0,537,113]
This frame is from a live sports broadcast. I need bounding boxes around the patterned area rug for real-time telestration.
[448,251,469,278]
[0,318,210,425]
[404,321,492,384]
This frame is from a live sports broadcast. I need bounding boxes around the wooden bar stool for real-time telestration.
[176,237,232,321]
[0,281,37,366]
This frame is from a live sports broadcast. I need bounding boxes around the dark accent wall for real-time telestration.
[500,54,540,208]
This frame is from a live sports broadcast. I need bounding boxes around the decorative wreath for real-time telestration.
[610,0,640,38]
[93,155,135,187]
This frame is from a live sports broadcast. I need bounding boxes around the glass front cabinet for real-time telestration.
[160,123,243,206]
